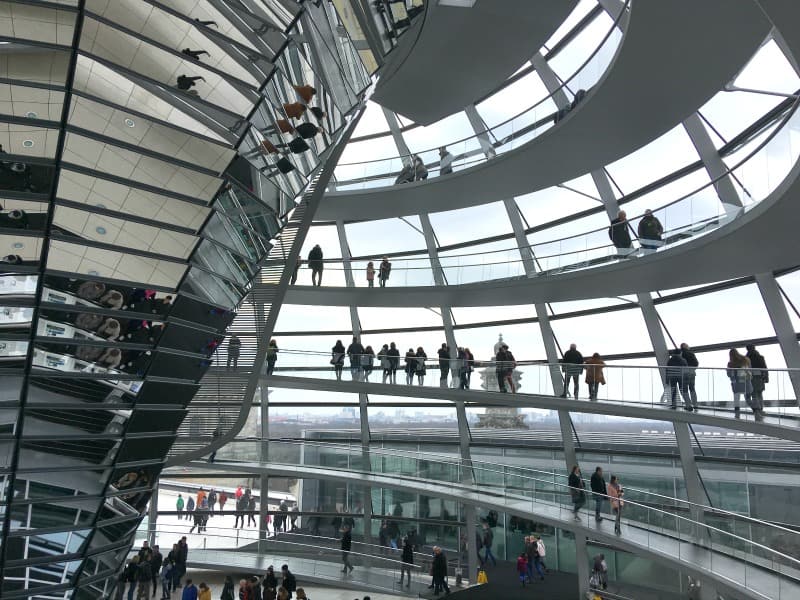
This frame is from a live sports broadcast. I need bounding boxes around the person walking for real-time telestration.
[437,343,450,387]
[480,523,496,567]
[727,348,752,418]
[666,348,691,411]
[340,525,354,573]
[590,467,607,522]
[398,536,414,587]
[220,576,235,600]
[746,344,768,421]
[181,580,198,600]
[366,261,375,287]
[680,342,700,409]
[281,565,296,599]
[439,146,454,176]
[516,552,528,586]
[234,492,248,528]
[159,560,173,600]
[346,336,365,381]
[637,208,664,252]
[568,465,586,521]
[136,554,152,600]
[308,244,323,286]
[457,347,470,390]
[414,347,427,385]
[608,210,633,253]
[584,353,606,400]
[608,475,624,535]
[219,491,228,514]
[591,555,608,591]
[186,496,195,518]
[208,490,217,515]
[266,339,279,376]
[227,334,241,370]
[431,547,450,595]
[248,494,257,527]
[379,257,391,287]
[124,557,139,600]
[176,494,185,520]
[198,583,211,600]
[331,340,345,380]
[388,342,400,383]
[561,344,584,398]
[151,545,163,597]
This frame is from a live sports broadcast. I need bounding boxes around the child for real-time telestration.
[366,261,375,287]
[517,553,528,587]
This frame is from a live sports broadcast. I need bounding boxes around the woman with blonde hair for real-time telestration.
[726,348,752,418]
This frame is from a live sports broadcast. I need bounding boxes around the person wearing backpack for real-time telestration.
[534,536,548,575]
[379,257,391,287]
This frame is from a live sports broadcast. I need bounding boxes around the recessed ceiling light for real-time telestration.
[26,111,38,118]
[22,140,34,147]
[88,270,99,276]
[95,226,107,235]
[12,242,24,249]
[124,118,135,128]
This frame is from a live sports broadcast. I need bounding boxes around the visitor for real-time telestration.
[517,552,528,586]
[267,339,279,375]
[237,579,250,600]
[404,348,416,385]
[307,245,323,286]
[235,492,248,528]
[590,467,607,522]
[379,344,391,383]
[176,494,184,520]
[388,342,400,383]
[637,208,664,252]
[395,161,414,184]
[727,348,752,418]
[463,347,474,388]
[666,348,691,411]
[561,344,584,398]
[182,579,198,600]
[186,495,195,517]
[503,344,517,393]
[680,342,700,409]
[198,582,211,600]
[535,536,548,573]
[591,555,608,591]
[340,525,354,573]
[227,334,241,370]
[280,565,296,599]
[248,494,257,527]
[219,490,228,513]
[439,146,454,175]
[159,560,173,600]
[431,546,450,595]
[495,344,509,392]
[481,523,496,567]
[176,75,204,91]
[608,210,633,253]
[746,344,768,420]
[263,566,278,590]
[124,556,139,600]
[415,346,427,385]
[412,155,428,181]
[208,489,217,514]
[398,536,414,587]
[568,465,586,521]
[181,48,209,60]
[608,475,624,535]
[379,257,391,287]
[362,345,375,381]
[291,258,302,284]
[347,336,365,381]
[293,84,317,103]
[584,352,605,400]
[220,576,235,600]
[457,347,469,390]
[437,343,450,387]
[331,340,345,380]
[295,588,308,600]
[150,545,163,596]
[366,261,375,287]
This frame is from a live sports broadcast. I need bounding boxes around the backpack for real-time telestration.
[536,540,546,557]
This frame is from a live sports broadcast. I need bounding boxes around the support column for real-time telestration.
[464,504,479,584]
[259,472,269,550]
[382,107,411,158]
[335,219,373,544]
[575,533,590,599]
[755,272,800,401]
[260,386,269,462]
[148,483,158,547]
[673,422,710,507]
[464,104,496,157]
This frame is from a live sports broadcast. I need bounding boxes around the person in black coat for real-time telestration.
[589,467,607,522]
[666,348,691,410]
[431,547,450,595]
[680,342,700,409]
[280,565,296,600]
[398,537,414,587]
[340,525,354,573]
[308,245,323,286]
[746,344,768,420]
[561,344,584,398]
[608,210,632,251]
[437,343,450,387]
[568,465,586,521]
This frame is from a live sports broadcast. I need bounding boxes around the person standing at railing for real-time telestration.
[560,344,584,398]
[379,344,391,383]
[291,257,302,285]
[568,465,587,521]
[438,343,450,387]
[590,467,607,523]
[267,339,279,376]
[341,525,354,573]
[746,344,768,421]
[413,155,428,181]
[404,348,416,385]
[727,349,753,418]
[395,161,415,184]
[608,210,634,255]
[362,345,376,381]
[347,336,365,381]
[248,494,258,527]
[388,342,400,383]
[366,261,375,287]
[415,346,428,385]
[457,347,470,390]
[637,208,664,253]
[584,353,606,400]
[379,257,392,287]
[227,334,241,371]
[680,343,700,409]
[439,147,454,176]
[308,244,323,286]
[331,340,345,380]
[666,349,692,411]
[607,475,624,535]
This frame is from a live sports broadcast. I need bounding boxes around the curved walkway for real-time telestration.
[371,0,578,125]
[262,374,800,443]
[316,0,769,221]
[189,459,799,600]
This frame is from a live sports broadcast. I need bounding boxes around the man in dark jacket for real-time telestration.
[746,344,768,420]
[431,547,450,595]
[495,345,509,392]
[568,465,586,521]
[340,525,354,573]
[666,349,691,411]
[637,209,664,251]
[608,210,632,251]
[398,537,414,587]
[346,336,365,381]
[150,545,163,597]
[480,523,496,567]
[590,467,607,522]
[136,555,152,600]
[281,565,297,599]
[387,342,400,384]
[308,244,323,286]
[561,344,584,398]
[680,342,700,409]
[437,343,450,387]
